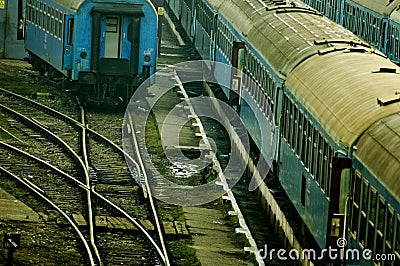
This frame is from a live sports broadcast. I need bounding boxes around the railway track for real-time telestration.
[0,87,169,265]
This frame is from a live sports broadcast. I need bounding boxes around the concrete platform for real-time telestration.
[184,206,252,266]
[0,187,41,222]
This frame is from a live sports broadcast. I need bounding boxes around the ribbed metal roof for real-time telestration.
[354,114,400,202]
[286,52,400,146]
[213,0,367,77]
[350,0,400,16]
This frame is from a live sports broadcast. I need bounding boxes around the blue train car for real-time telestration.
[301,0,343,24]
[25,0,158,103]
[302,0,400,65]
[348,115,400,264]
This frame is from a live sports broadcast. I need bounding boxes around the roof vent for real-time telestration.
[348,47,367,53]
[379,67,397,73]
[377,92,400,106]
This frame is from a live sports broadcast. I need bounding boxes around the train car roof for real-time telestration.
[286,52,400,147]
[213,0,366,78]
[390,9,400,23]
[51,0,86,10]
[350,0,400,16]
[354,114,400,202]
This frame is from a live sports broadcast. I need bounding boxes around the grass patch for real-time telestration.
[144,108,200,265]
[168,239,201,266]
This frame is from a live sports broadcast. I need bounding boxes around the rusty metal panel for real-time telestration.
[354,114,400,202]
[286,51,400,147]
[350,0,400,16]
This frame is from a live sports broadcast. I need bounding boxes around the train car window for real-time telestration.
[17,0,24,40]
[106,17,118,33]
[282,96,287,140]
[361,180,369,213]
[351,171,361,235]
[51,8,55,36]
[286,100,292,145]
[32,2,37,25]
[322,141,328,191]
[300,116,307,163]
[386,205,394,251]
[307,122,313,172]
[297,112,303,158]
[292,104,298,150]
[359,180,369,246]
[318,136,324,189]
[381,21,387,50]
[293,108,299,152]
[301,174,306,207]
[289,101,295,148]
[309,127,315,177]
[40,6,46,30]
[35,2,39,27]
[55,10,59,38]
[366,187,377,250]
[47,11,50,33]
[369,187,377,226]
[376,196,386,254]
[285,97,290,141]
[43,6,47,30]
[27,3,30,22]
[67,18,74,45]
[32,3,36,25]
[312,128,318,179]
[314,132,320,184]
[285,95,290,141]
[327,148,333,197]
[388,26,394,57]
[58,12,63,40]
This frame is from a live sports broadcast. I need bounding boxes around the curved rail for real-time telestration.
[126,112,170,266]
[86,120,169,265]
[0,88,169,265]
[0,166,96,266]
[0,166,96,265]
[78,104,103,266]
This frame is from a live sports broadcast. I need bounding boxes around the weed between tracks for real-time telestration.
[145,107,256,265]
[145,110,201,265]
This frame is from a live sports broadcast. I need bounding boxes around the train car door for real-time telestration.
[101,16,122,58]
[63,15,74,71]
[91,7,143,76]
[97,14,135,75]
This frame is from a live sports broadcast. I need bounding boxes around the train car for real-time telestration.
[301,0,343,24]
[24,0,158,104]
[0,0,28,59]
[167,0,400,264]
[387,7,400,64]
[301,0,400,64]
[349,112,400,264]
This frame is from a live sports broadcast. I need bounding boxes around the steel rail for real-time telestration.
[0,167,96,265]
[78,104,103,266]
[126,112,171,266]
